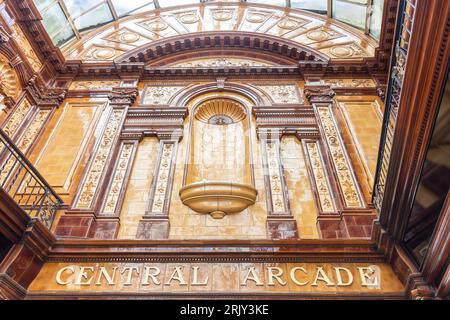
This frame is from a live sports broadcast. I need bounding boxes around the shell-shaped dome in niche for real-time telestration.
[0,56,20,99]
[194,99,246,125]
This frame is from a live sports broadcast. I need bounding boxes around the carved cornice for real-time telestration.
[9,0,65,70]
[253,105,319,139]
[375,0,400,66]
[117,32,329,65]
[122,107,188,141]
[304,86,336,103]
[25,75,66,107]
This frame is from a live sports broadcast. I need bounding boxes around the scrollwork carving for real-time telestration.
[256,85,302,104]
[142,86,183,105]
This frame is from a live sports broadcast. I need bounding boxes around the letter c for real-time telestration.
[290,267,309,286]
[56,266,75,285]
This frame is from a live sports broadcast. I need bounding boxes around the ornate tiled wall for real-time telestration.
[4,78,381,241]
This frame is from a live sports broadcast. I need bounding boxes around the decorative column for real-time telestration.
[315,105,364,209]
[0,77,65,189]
[252,106,319,240]
[259,130,298,239]
[136,137,179,240]
[57,88,136,238]
[91,139,138,239]
[305,85,373,239]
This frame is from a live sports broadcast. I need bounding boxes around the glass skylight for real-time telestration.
[33,0,384,47]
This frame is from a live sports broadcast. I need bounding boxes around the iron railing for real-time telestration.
[0,129,62,229]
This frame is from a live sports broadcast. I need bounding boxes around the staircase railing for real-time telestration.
[0,129,62,229]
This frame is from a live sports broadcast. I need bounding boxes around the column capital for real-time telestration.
[304,85,335,103]
[108,88,139,105]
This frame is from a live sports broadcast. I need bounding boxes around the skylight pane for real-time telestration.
[73,3,113,31]
[370,0,384,40]
[40,3,70,37]
[247,0,287,6]
[111,0,155,16]
[52,23,76,46]
[65,0,103,18]
[34,0,56,11]
[130,3,157,15]
[332,0,367,30]
[158,0,196,8]
[291,0,327,12]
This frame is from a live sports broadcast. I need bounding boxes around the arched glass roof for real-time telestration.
[33,0,384,47]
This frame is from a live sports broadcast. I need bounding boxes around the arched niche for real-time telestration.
[180,91,257,219]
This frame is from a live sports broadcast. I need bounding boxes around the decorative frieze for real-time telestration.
[69,81,122,91]
[101,142,136,215]
[169,58,272,68]
[256,85,302,104]
[74,108,126,209]
[323,79,377,88]
[142,86,184,105]
[316,106,363,208]
[304,141,336,213]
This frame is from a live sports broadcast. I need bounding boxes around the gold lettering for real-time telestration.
[290,267,309,286]
[334,267,353,286]
[142,266,161,285]
[241,267,264,286]
[56,266,75,285]
[74,266,94,286]
[267,267,287,286]
[95,266,117,286]
[165,266,187,285]
[312,267,335,286]
[358,266,379,287]
[191,266,208,286]
[121,266,140,285]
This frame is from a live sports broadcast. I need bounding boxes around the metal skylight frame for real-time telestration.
[33,0,383,47]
